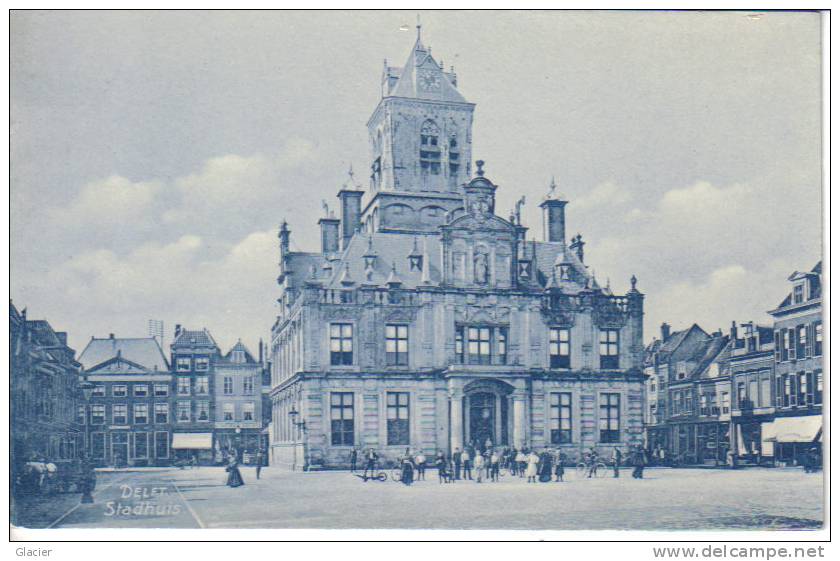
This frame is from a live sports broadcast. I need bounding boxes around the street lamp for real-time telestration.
[77,376,96,504]
[288,406,309,472]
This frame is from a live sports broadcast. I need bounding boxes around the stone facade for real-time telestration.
[269,34,646,470]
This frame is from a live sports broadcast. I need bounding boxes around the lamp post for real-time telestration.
[77,376,96,504]
[288,405,309,472]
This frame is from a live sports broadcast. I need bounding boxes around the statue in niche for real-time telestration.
[474,251,489,284]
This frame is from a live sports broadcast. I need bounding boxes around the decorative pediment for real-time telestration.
[455,304,511,324]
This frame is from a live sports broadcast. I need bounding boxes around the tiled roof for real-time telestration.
[221,340,258,364]
[172,328,218,349]
[79,336,169,371]
[389,38,468,104]
[292,229,599,294]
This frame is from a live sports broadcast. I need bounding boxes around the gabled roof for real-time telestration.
[694,336,730,379]
[172,328,218,350]
[85,355,153,374]
[79,336,169,371]
[221,340,258,365]
[389,37,468,104]
[772,260,822,312]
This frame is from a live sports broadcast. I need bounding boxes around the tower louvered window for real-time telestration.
[420,120,441,175]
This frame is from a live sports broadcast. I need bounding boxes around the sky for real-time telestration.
[10,10,823,354]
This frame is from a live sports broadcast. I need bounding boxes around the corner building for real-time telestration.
[269,34,646,469]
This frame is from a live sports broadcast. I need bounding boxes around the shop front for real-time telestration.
[762,415,822,466]
[171,432,214,465]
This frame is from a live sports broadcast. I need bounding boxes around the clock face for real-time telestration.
[419,70,441,91]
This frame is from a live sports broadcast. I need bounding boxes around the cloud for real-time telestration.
[44,230,277,352]
[571,180,631,212]
[581,177,820,341]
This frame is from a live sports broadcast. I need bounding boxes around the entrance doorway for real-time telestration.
[469,393,496,450]
[461,379,513,451]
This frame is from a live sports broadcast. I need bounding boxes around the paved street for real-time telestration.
[13,466,823,531]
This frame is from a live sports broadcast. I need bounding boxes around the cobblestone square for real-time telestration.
[14,466,824,531]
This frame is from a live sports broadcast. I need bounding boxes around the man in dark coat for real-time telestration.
[612,447,623,478]
[79,454,96,504]
[631,445,647,479]
[452,447,462,480]
[349,448,357,473]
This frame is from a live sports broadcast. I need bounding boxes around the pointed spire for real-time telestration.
[386,261,403,287]
[339,262,354,285]
[416,13,421,42]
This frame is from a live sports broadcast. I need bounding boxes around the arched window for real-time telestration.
[420,120,441,175]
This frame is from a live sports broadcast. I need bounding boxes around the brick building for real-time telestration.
[766,262,823,464]
[169,326,219,463]
[269,33,646,470]
[10,302,82,474]
[77,334,171,466]
[214,341,264,458]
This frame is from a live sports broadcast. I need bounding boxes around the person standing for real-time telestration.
[350,448,358,473]
[452,447,462,481]
[554,452,565,482]
[525,450,539,483]
[415,451,427,481]
[255,449,264,480]
[225,452,245,488]
[587,447,600,478]
[632,445,647,479]
[612,447,622,478]
[435,450,450,483]
[538,450,553,483]
[461,448,472,480]
[515,448,527,477]
[363,448,378,481]
[78,453,96,504]
[400,448,415,486]
[490,449,500,482]
[473,450,484,483]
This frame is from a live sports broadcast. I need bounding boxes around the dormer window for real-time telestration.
[793,283,805,304]
[420,120,441,175]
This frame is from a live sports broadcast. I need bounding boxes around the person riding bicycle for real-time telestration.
[362,448,379,480]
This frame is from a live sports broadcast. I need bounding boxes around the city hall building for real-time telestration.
[269,32,646,470]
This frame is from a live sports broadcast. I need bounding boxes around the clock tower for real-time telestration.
[367,30,475,196]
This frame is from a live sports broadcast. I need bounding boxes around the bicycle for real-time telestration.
[575,460,608,478]
[353,465,388,482]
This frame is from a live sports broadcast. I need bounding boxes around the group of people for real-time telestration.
[351,442,649,485]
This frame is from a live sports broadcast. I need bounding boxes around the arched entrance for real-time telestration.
[462,379,514,451]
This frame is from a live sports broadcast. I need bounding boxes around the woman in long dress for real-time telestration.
[226,453,245,488]
[400,448,415,486]
[525,450,539,483]
[538,450,553,483]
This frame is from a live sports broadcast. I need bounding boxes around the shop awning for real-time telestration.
[762,416,822,443]
[172,433,213,449]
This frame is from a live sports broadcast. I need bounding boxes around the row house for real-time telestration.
[269,34,646,470]
[766,262,823,464]
[644,261,823,467]
[78,335,171,467]
[10,302,83,474]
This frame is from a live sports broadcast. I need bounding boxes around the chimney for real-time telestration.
[109,333,115,340]
[570,234,585,262]
[660,323,671,341]
[539,198,568,243]
[258,338,264,365]
[319,216,340,255]
[174,324,182,338]
[337,188,364,250]
[730,320,738,341]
